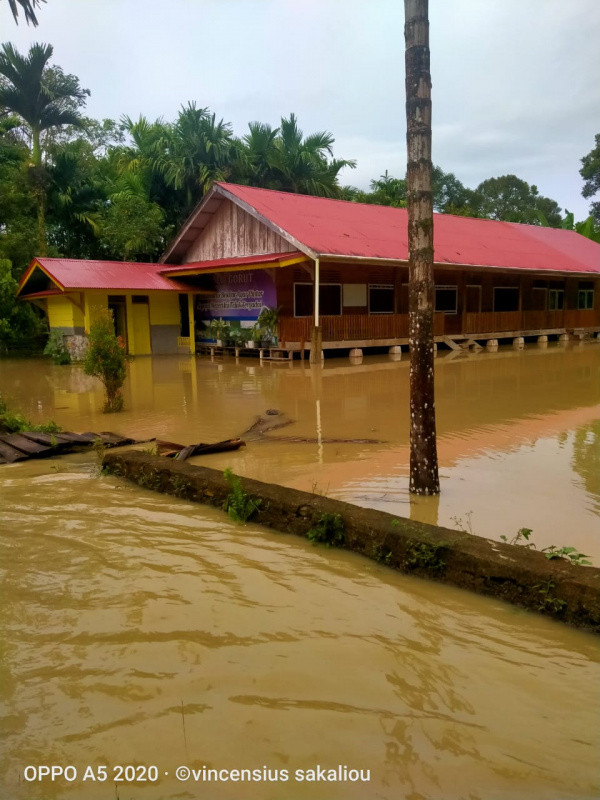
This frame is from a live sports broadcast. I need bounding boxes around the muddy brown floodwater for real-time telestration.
[1,343,599,799]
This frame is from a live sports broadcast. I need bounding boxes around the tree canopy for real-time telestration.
[580,133,600,224]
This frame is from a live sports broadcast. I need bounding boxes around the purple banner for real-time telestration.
[196,270,277,320]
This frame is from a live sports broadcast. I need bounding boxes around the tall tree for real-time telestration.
[6,0,45,26]
[0,42,89,254]
[239,113,355,197]
[404,0,440,495]
[473,174,561,226]
[580,133,600,224]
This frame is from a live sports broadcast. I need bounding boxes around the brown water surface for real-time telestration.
[1,343,599,799]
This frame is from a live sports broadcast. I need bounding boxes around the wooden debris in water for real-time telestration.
[0,431,136,465]
[156,438,245,462]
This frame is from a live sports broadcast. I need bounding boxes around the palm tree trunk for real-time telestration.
[405,0,440,495]
[31,125,47,256]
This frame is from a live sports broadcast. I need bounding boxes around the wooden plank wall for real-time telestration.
[184,200,292,262]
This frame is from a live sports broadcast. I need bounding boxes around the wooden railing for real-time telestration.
[462,311,521,334]
[278,307,599,346]
[521,310,565,330]
[279,313,446,344]
[564,308,600,328]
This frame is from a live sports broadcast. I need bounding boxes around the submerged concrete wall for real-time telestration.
[103,450,600,633]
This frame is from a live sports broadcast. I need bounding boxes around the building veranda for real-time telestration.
[17,182,600,358]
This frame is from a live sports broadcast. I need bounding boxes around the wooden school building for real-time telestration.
[18,182,600,357]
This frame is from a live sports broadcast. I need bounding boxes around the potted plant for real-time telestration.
[209,317,230,346]
[226,327,244,348]
[235,328,253,348]
[256,306,280,346]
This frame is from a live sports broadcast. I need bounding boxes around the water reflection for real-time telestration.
[0,344,598,560]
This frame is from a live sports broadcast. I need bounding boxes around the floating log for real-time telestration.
[156,438,246,462]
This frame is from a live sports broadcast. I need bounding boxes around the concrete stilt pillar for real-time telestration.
[559,333,569,342]
[389,345,402,356]
[349,348,363,364]
[537,335,548,344]
[513,336,525,349]
[486,339,498,351]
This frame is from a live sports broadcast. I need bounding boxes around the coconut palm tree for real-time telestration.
[405,0,440,495]
[271,113,355,197]
[239,113,355,197]
[158,102,237,212]
[6,0,45,26]
[0,42,89,253]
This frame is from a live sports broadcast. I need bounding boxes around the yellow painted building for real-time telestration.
[17,258,210,356]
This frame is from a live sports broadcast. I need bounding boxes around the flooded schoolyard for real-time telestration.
[1,342,599,799]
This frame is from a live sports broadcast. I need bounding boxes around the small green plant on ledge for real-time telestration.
[136,467,163,491]
[450,510,474,535]
[534,580,567,614]
[306,513,345,547]
[372,544,393,565]
[500,527,535,547]
[542,546,592,567]
[223,468,261,522]
[500,528,591,566]
[403,539,449,573]
[169,474,194,498]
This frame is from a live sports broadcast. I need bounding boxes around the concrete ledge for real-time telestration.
[103,451,600,633]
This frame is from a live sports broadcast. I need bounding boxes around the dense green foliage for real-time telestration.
[82,311,127,413]
[0,42,597,348]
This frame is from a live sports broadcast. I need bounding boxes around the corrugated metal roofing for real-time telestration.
[19,258,192,294]
[215,183,600,275]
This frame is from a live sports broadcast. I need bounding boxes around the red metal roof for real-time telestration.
[215,183,600,275]
[159,251,303,275]
[18,258,192,295]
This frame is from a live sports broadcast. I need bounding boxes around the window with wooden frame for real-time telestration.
[548,289,564,310]
[368,284,394,314]
[435,285,458,314]
[578,289,594,310]
[294,283,342,317]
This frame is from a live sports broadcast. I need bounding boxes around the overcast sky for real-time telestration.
[2,0,599,218]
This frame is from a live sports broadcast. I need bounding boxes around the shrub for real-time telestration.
[83,310,127,413]
[44,330,71,365]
